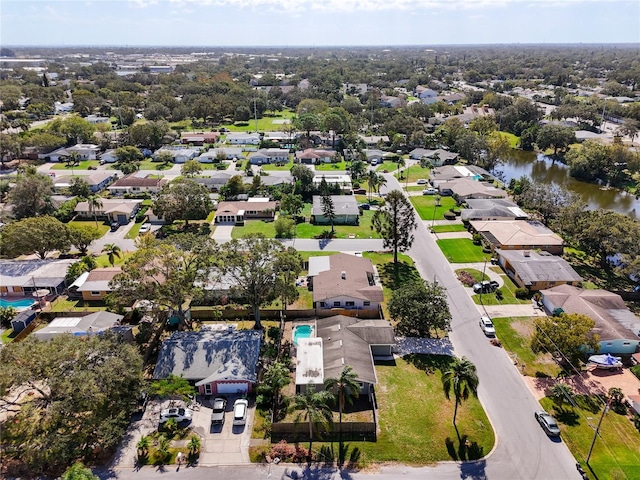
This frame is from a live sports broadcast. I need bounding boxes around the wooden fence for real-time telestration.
[190,308,381,321]
[13,316,42,342]
[271,421,377,443]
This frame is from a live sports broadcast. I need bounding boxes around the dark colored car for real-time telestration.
[210,397,227,426]
[359,203,371,210]
[110,221,120,232]
[353,188,367,195]
[535,410,561,437]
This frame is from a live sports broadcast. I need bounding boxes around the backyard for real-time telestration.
[219,110,296,132]
[410,195,458,221]
[437,238,492,263]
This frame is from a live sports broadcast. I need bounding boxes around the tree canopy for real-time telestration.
[152,177,213,226]
[8,172,55,219]
[389,279,452,337]
[0,216,70,259]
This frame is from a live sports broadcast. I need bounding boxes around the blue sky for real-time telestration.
[1,0,639,46]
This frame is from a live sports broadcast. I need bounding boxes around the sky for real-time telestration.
[1,0,639,47]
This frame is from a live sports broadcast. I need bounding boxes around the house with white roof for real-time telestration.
[225,132,261,145]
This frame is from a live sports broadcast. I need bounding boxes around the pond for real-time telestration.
[493,150,640,219]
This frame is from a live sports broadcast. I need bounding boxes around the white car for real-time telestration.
[232,399,249,426]
[139,223,152,234]
[416,179,428,185]
[479,316,496,336]
[422,187,438,195]
[159,407,193,424]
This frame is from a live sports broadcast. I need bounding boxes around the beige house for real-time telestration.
[76,267,121,301]
[214,199,278,225]
[108,174,166,196]
[469,220,565,255]
[74,198,142,224]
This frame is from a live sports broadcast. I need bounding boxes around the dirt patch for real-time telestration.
[510,319,534,338]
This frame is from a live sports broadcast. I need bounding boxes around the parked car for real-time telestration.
[416,179,428,185]
[139,223,151,234]
[473,281,497,294]
[422,187,438,195]
[359,203,371,210]
[210,397,227,426]
[489,280,499,290]
[159,407,193,424]
[479,316,496,336]
[353,188,367,195]
[232,399,249,426]
[110,221,120,232]
[534,410,561,436]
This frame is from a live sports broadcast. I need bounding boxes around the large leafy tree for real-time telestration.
[535,123,576,156]
[67,224,101,255]
[0,216,70,259]
[292,388,335,460]
[280,193,304,217]
[441,356,479,428]
[0,333,143,477]
[371,189,417,280]
[47,115,96,144]
[531,313,600,367]
[274,247,303,311]
[8,172,55,219]
[151,374,195,401]
[389,280,452,337]
[115,145,143,164]
[152,178,213,226]
[218,234,288,329]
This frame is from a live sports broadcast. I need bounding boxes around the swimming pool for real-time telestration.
[293,324,315,346]
[0,298,36,309]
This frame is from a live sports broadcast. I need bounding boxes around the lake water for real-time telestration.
[493,150,640,219]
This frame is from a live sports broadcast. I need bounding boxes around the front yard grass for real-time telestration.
[314,161,348,171]
[67,220,110,237]
[432,224,467,233]
[261,161,294,171]
[490,316,561,378]
[395,164,431,183]
[50,160,100,170]
[376,160,401,172]
[136,160,172,171]
[355,355,494,464]
[220,110,295,132]
[539,396,640,480]
[410,195,457,220]
[437,238,492,263]
[471,274,530,305]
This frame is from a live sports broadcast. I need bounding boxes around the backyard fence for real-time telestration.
[190,307,381,321]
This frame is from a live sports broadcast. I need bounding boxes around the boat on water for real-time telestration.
[588,353,623,370]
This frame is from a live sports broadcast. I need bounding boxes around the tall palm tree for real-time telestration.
[87,194,103,228]
[375,174,387,194]
[324,365,360,425]
[292,388,335,461]
[550,382,574,411]
[367,170,378,202]
[441,356,479,428]
[102,243,122,267]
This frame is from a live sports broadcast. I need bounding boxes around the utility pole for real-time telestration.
[586,400,610,465]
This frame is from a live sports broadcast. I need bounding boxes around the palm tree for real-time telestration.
[550,383,574,411]
[442,356,479,429]
[375,174,387,194]
[324,365,360,425]
[367,170,378,202]
[136,435,150,460]
[156,434,171,464]
[292,388,335,461]
[187,435,201,455]
[87,194,103,228]
[102,243,122,267]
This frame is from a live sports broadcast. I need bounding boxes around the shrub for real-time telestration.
[515,288,529,299]
[495,288,504,300]
[631,364,640,381]
[443,212,456,220]
[472,233,482,245]
[268,440,308,463]
[456,270,477,287]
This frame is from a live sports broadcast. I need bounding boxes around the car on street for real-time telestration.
[359,203,370,210]
[422,187,438,195]
[479,316,496,336]
[232,399,249,426]
[210,397,227,426]
[534,410,561,437]
[138,223,151,234]
[159,407,193,424]
[110,221,120,232]
[416,179,428,185]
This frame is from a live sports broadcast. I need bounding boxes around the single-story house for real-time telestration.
[154,147,201,164]
[495,249,583,291]
[380,95,405,108]
[308,253,384,311]
[74,198,142,224]
[153,328,262,396]
[312,174,352,193]
[295,315,394,395]
[540,284,640,355]
[342,83,369,95]
[436,178,507,200]
[469,220,565,255]
[311,195,359,225]
[75,267,121,301]
[363,149,387,163]
[214,198,278,224]
[0,259,77,297]
[99,149,119,163]
[461,198,529,222]
[33,311,125,341]
[52,172,115,193]
[248,148,290,165]
[449,105,496,126]
[248,172,293,188]
[226,132,261,145]
[194,173,235,192]
[408,148,459,166]
[430,164,491,183]
[38,144,101,162]
[107,174,165,196]
[180,132,219,145]
[85,115,111,125]
[436,92,466,105]
[359,135,389,148]
[295,149,338,165]
[198,148,243,162]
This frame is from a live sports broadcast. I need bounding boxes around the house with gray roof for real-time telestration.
[1,259,77,296]
[408,148,459,166]
[33,311,125,341]
[198,148,243,162]
[153,329,262,395]
[496,249,583,291]
[248,148,290,165]
[311,195,359,225]
[461,199,528,222]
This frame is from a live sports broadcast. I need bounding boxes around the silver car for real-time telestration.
[479,316,496,336]
[535,410,561,437]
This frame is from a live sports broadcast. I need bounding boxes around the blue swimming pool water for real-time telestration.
[293,325,314,346]
[0,298,36,309]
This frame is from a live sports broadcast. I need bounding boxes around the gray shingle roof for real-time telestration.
[496,250,582,285]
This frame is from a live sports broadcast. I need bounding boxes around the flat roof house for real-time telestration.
[153,328,262,396]
[312,174,352,193]
[226,132,261,145]
[469,220,565,255]
[311,195,359,225]
[38,144,100,162]
[308,253,383,311]
[52,172,115,193]
[496,249,582,291]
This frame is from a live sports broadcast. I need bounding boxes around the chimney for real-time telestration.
[341,271,346,280]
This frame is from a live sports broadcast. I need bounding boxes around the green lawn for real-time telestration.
[67,220,110,237]
[497,131,520,148]
[50,160,100,170]
[48,297,105,313]
[125,221,145,239]
[491,316,561,377]
[220,110,296,132]
[314,161,348,171]
[376,160,402,172]
[432,224,467,233]
[261,161,294,171]
[230,220,276,239]
[136,160,172,171]
[354,355,494,465]
[1,328,17,344]
[405,185,426,192]
[410,195,457,220]
[395,164,431,183]
[93,252,132,267]
[540,396,640,480]
[455,268,490,283]
[436,238,492,263]
[471,274,530,305]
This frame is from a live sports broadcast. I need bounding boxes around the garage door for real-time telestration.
[216,382,248,394]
